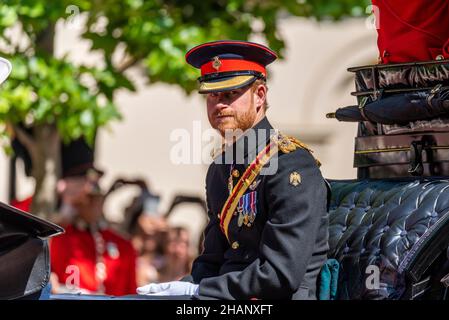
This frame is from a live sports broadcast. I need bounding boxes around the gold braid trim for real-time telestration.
[273,132,321,167]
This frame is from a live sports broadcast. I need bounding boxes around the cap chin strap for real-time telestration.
[199,70,265,83]
[198,75,257,94]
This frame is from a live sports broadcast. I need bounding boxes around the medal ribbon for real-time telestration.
[219,138,278,242]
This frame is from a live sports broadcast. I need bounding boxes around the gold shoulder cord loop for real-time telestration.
[274,132,321,167]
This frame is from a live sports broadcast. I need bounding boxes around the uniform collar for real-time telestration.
[217,116,275,165]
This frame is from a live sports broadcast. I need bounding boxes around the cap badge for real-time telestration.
[237,210,244,227]
[212,56,222,71]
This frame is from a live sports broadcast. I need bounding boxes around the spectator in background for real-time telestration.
[134,215,169,286]
[50,138,137,296]
[158,226,193,283]
[123,185,169,286]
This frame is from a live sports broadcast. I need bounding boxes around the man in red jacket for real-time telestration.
[50,139,137,296]
[373,0,449,64]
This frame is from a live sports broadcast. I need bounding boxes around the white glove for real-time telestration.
[137,281,199,296]
[0,57,12,85]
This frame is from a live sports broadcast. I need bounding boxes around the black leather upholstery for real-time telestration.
[0,237,50,299]
[349,60,449,96]
[0,202,63,299]
[328,178,449,299]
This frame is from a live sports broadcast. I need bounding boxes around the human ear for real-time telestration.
[254,85,266,111]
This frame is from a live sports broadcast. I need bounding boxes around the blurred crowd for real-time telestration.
[11,139,200,296]
[122,183,194,287]
[48,168,196,296]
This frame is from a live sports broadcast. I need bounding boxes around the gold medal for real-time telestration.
[243,214,249,226]
[249,211,255,223]
[237,211,244,227]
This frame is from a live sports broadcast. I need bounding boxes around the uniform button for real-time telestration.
[231,241,239,249]
[232,169,240,178]
[436,54,445,60]
[383,50,390,57]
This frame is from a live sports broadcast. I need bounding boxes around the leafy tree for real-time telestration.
[0,0,369,218]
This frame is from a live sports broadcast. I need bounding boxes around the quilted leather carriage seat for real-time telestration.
[327,178,449,299]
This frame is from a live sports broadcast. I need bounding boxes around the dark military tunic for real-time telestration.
[191,116,329,300]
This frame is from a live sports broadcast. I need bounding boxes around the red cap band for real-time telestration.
[201,59,266,77]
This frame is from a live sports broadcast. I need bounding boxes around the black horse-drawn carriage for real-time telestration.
[326,59,449,300]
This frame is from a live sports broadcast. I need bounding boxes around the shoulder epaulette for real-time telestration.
[272,132,321,167]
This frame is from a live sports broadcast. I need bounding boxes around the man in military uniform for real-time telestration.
[50,139,137,296]
[137,41,329,299]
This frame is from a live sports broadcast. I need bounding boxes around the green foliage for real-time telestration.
[84,0,370,93]
[0,0,125,145]
[0,55,123,144]
[0,0,369,145]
